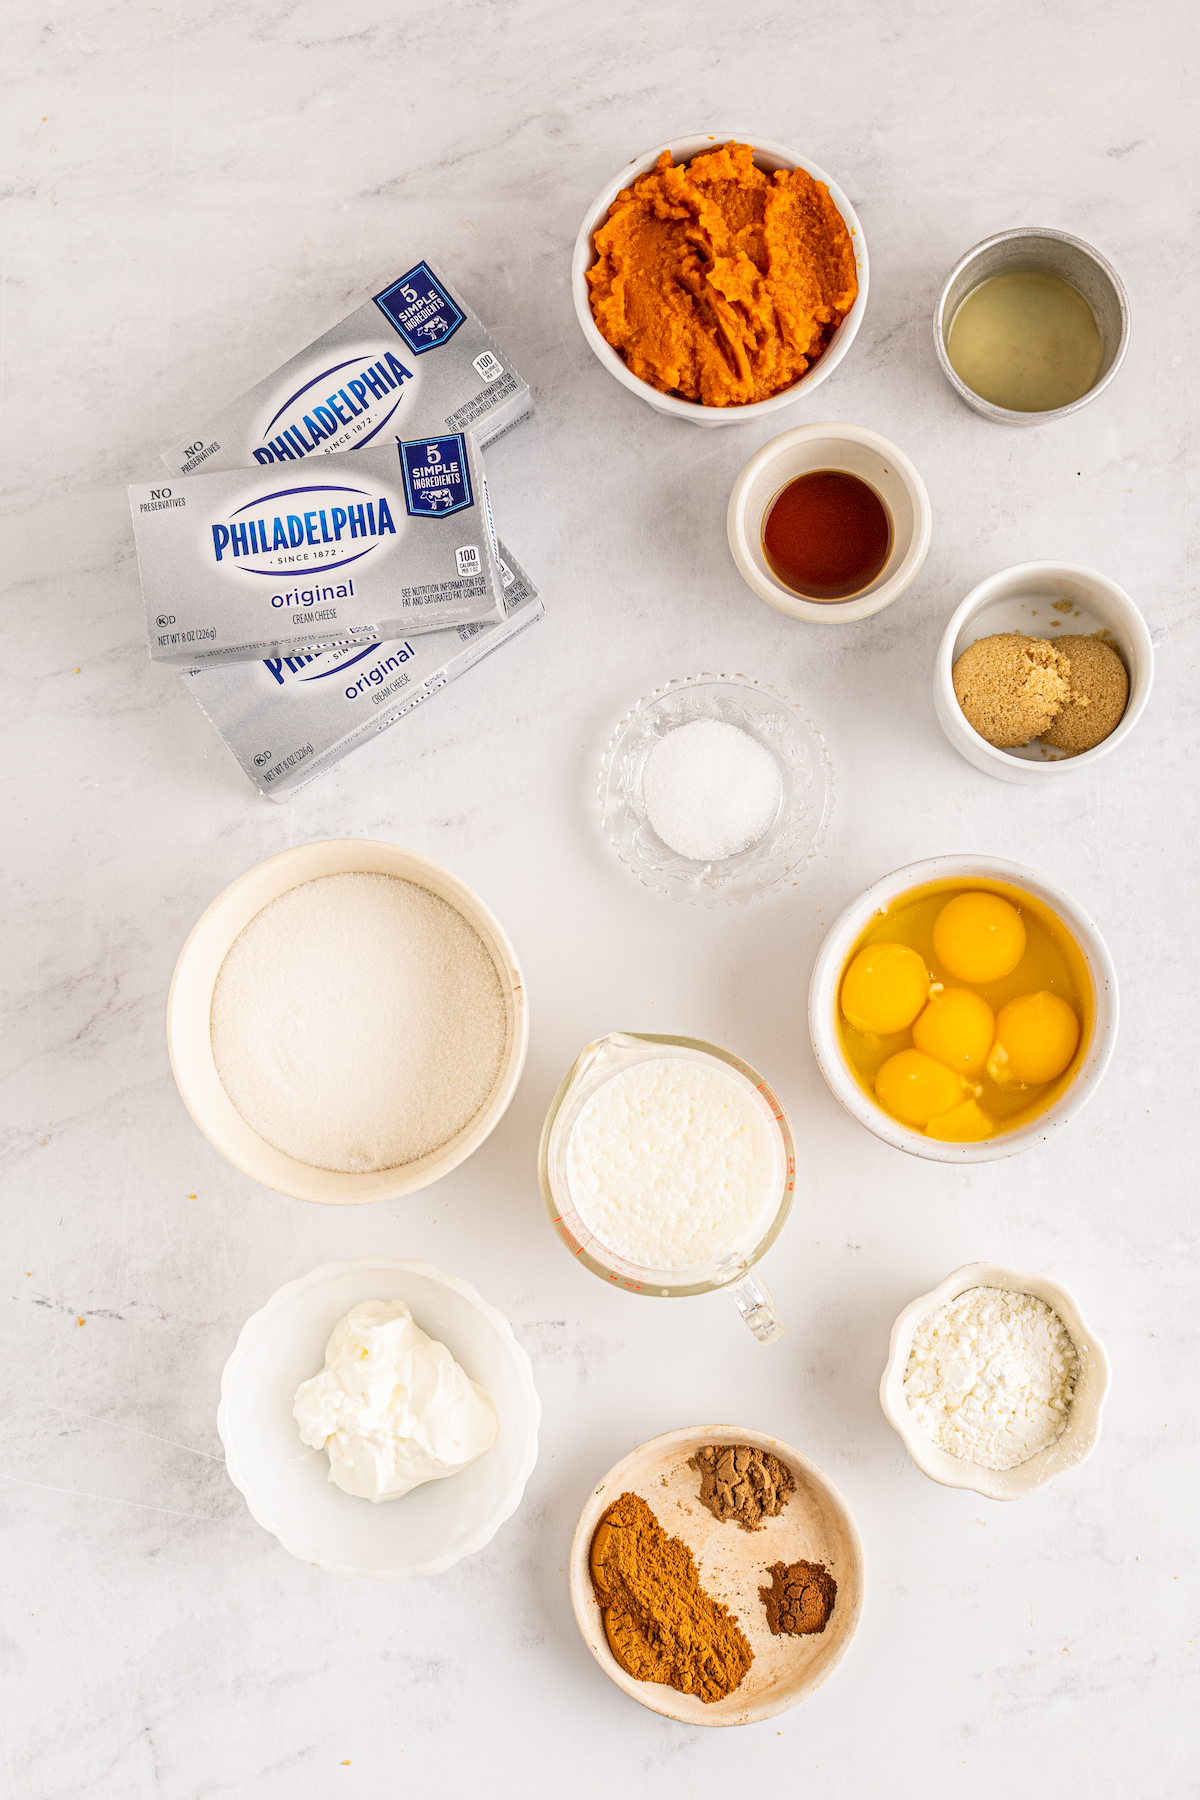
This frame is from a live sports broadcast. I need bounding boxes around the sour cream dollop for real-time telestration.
[293,1299,498,1503]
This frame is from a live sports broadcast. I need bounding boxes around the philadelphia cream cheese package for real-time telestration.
[181,544,544,799]
[130,429,505,667]
[161,259,532,478]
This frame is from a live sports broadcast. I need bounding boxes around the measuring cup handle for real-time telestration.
[729,1269,785,1344]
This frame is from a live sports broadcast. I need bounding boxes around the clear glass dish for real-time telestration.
[599,674,834,906]
[537,1032,796,1342]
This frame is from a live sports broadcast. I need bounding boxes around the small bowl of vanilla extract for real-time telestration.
[726,423,934,624]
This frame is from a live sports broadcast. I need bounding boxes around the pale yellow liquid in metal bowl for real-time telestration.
[947,269,1103,412]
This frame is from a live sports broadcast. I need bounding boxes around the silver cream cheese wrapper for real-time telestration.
[160,258,532,478]
[130,429,505,666]
[180,541,544,799]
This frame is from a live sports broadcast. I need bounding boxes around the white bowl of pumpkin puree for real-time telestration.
[573,136,868,425]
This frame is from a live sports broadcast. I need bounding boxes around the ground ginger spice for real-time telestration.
[589,1491,753,1704]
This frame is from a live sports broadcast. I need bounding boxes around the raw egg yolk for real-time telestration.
[840,943,930,1035]
[874,1049,963,1127]
[987,991,1080,1086]
[926,1099,995,1143]
[911,988,995,1074]
[932,892,1027,984]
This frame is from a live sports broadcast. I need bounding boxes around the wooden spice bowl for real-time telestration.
[568,1425,864,1726]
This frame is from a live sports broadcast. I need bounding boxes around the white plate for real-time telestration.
[217,1256,540,1578]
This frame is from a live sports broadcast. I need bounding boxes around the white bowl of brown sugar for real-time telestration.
[934,561,1154,784]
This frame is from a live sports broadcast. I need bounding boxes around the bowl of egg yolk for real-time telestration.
[808,856,1118,1162]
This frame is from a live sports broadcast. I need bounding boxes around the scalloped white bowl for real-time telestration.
[879,1261,1111,1501]
[217,1256,540,1578]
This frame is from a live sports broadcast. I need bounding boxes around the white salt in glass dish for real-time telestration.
[573,135,868,428]
[879,1261,1111,1501]
[168,839,528,1204]
[217,1256,540,1577]
[600,675,833,906]
[538,1032,796,1342]
[934,560,1154,784]
[727,423,933,623]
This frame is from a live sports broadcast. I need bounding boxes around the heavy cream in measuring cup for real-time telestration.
[130,430,504,666]
[565,1057,780,1270]
[161,259,532,477]
[181,543,543,798]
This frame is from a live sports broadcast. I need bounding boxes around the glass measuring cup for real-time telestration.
[537,1032,795,1343]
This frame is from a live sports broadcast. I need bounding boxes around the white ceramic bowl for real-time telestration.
[808,854,1118,1163]
[217,1256,541,1578]
[572,135,868,427]
[727,424,933,622]
[935,561,1154,783]
[167,838,528,1205]
[569,1426,864,1723]
[879,1261,1111,1500]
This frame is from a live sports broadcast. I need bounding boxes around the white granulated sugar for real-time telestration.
[903,1285,1079,1471]
[642,719,783,862]
[210,873,506,1174]
[565,1057,779,1270]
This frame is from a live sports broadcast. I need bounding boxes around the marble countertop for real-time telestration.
[2,2,1196,1794]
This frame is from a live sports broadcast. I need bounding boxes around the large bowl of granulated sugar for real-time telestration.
[168,839,527,1203]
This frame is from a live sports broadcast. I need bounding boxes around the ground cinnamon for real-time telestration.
[759,1559,837,1636]
[689,1443,795,1530]
[589,1491,753,1704]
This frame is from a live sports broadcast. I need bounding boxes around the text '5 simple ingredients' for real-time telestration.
[294,1299,498,1502]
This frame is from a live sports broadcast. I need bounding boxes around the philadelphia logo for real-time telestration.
[251,352,414,465]
[211,482,396,577]
[264,640,416,697]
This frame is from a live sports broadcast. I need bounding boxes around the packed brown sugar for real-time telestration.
[589,1491,753,1703]
[587,142,858,407]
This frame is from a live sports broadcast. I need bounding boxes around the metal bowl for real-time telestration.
[933,228,1129,426]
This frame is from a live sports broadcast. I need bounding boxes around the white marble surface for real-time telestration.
[2,2,1197,1793]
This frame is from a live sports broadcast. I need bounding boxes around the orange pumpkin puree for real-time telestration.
[587,143,858,408]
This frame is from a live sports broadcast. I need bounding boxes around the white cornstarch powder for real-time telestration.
[642,720,783,862]
[210,873,506,1173]
[565,1057,780,1270]
[903,1285,1079,1471]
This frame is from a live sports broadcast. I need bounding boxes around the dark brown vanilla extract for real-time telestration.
[762,469,892,601]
